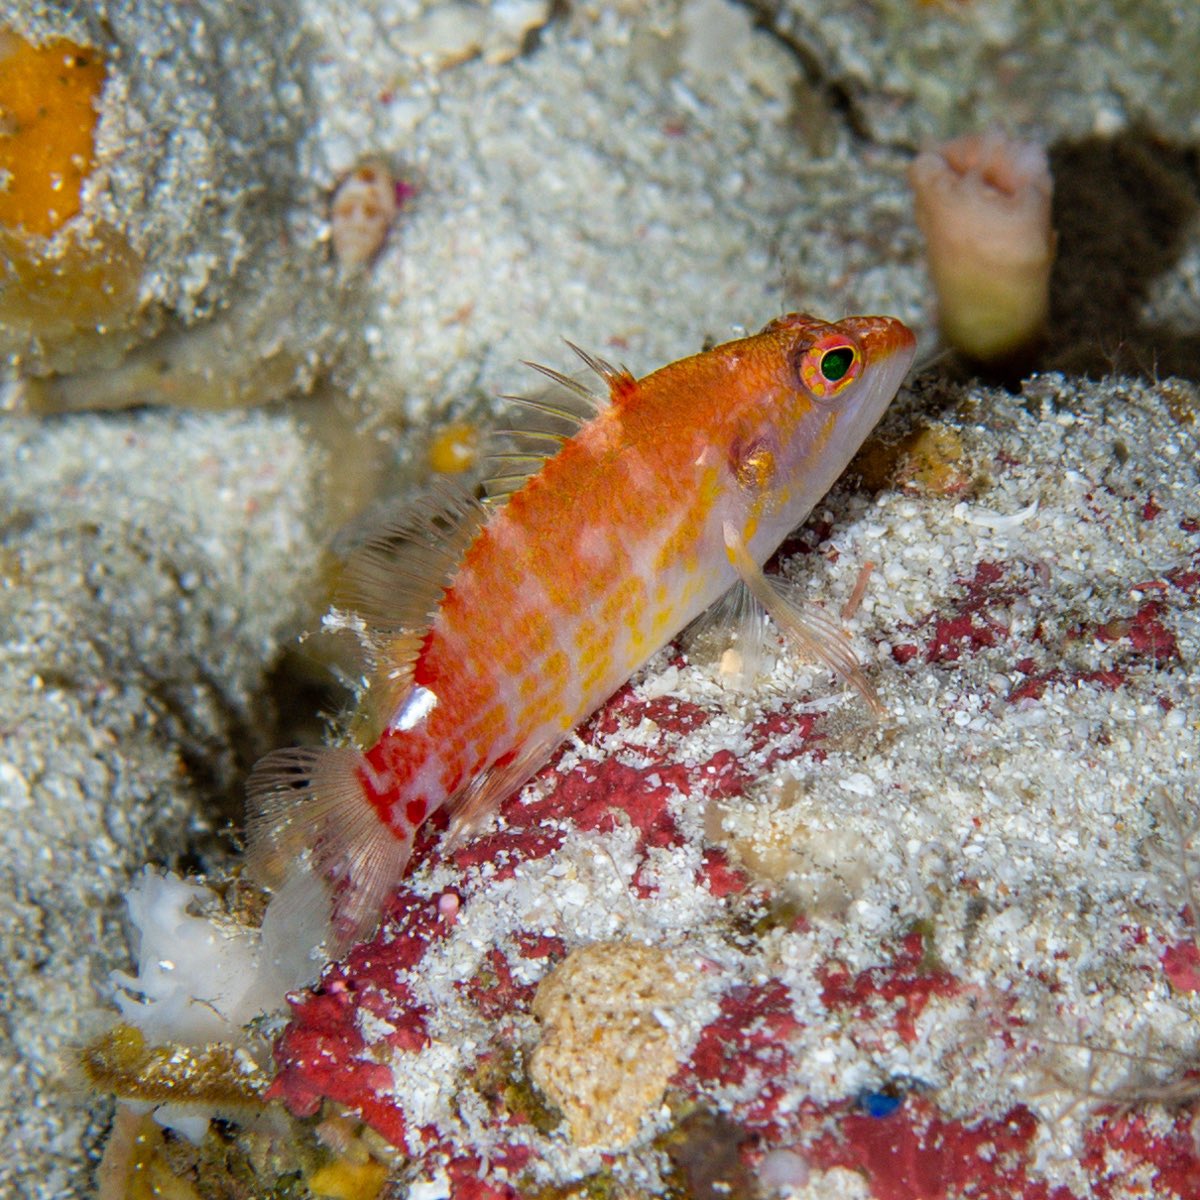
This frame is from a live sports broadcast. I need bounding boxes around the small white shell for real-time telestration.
[330,160,399,271]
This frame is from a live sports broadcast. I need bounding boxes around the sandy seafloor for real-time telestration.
[2,0,1200,1197]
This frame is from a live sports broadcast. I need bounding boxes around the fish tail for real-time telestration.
[245,744,418,955]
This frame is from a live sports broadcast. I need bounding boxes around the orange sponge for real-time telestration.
[0,28,106,237]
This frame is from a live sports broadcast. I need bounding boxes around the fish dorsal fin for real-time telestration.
[565,339,638,404]
[481,351,611,504]
[332,483,488,735]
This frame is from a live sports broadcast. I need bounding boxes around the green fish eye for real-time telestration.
[820,346,855,382]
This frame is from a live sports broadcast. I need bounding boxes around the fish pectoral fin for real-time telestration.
[684,580,771,693]
[722,522,885,715]
[442,735,561,853]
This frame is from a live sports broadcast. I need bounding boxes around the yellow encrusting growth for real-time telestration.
[0,29,106,236]
[428,421,480,474]
[81,1022,268,1106]
[307,1159,390,1200]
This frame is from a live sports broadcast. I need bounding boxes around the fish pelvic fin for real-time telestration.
[245,745,417,956]
[722,523,885,715]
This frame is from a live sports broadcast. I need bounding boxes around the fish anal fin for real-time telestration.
[245,745,416,955]
[442,736,560,853]
[722,523,885,715]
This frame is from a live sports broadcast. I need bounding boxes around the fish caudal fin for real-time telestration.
[245,745,415,955]
[723,523,885,715]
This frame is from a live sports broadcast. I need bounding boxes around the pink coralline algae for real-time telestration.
[269,888,444,1147]
[816,932,960,1047]
[921,560,1020,664]
[261,400,1200,1197]
[264,656,1200,1197]
[1161,939,1200,995]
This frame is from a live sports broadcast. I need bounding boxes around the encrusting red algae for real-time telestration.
[247,313,916,951]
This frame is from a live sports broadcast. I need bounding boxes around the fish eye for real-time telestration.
[819,346,855,382]
[797,337,861,399]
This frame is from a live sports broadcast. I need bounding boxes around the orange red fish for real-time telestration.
[247,313,916,950]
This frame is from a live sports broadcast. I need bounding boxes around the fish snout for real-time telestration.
[842,314,918,367]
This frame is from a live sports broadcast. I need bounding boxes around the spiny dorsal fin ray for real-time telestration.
[564,339,637,404]
[519,361,605,410]
[481,354,609,504]
[722,523,885,715]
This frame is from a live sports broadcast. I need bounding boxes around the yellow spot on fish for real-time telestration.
[580,654,613,696]
[736,446,776,496]
[576,621,616,677]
